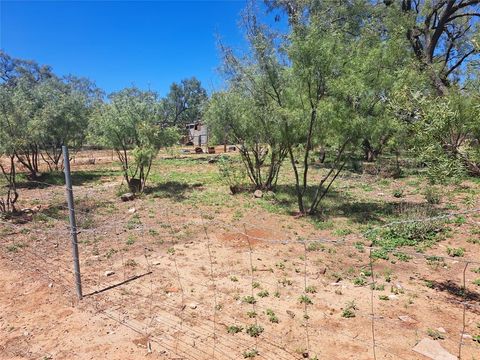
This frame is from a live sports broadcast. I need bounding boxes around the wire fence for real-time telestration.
[1,180,480,359]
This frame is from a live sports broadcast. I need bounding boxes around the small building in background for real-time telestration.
[185,122,208,146]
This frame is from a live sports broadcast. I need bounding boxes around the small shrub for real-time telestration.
[299,295,313,305]
[230,276,238,282]
[266,309,279,323]
[424,186,441,204]
[378,295,389,301]
[353,277,367,286]
[306,242,326,252]
[305,285,317,293]
[473,278,480,286]
[246,324,264,337]
[257,290,269,298]
[227,325,243,334]
[247,311,257,318]
[447,247,465,257]
[342,301,357,318]
[393,188,404,198]
[242,296,256,304]
[243,349,259,358]
[393,252,412,262]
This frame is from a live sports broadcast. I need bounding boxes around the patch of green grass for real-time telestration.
[371,249,389,260]
[125,214,142,230]
[6,243,26,252]
[126,236,135,245]
[306,242,326,252]
[447,247,465,257]
[393,252,412,262]
[311,219,334,230]
[366,216,446,253]
[472,278,480,286]
[333,228,352,236]
[353,277,367,286]
[378,295,389,301]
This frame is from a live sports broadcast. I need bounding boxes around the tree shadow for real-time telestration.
[272,183,437,225]
[145,181,202,202]
[430,280,480,305]
[16,170,120,189]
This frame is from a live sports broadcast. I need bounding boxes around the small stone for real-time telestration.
[120,193,134,202]
[437,327,447,334]
[461,334,472,339]
[398,315,417,324]
[104,270,115,277]
[286,310,295,319]
[48,283,53,288]
[128,207,136,214]
[189,302,199,309]
[388,294,398,300]
[412,338,457,360]
[253,190,263,198]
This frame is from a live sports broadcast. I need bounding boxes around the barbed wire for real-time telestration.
[1,187,479,359]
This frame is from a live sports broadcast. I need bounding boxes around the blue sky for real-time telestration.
[0,0,260,95]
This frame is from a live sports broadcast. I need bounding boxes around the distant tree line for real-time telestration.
[0,51,208,212]
[205,0,480,215]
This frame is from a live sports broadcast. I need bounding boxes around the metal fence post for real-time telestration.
[62,145,83,300]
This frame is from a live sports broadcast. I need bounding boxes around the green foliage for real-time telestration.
[227,325,243,334]
[217,155,247,194]
[161,77,207,128]
[246,324,264,338]
[341,301,357,318]
[424,186,441,205]
[367,217,446,252]
[242,296,256,304]
[447,247,465,257]
[89,87,179,192]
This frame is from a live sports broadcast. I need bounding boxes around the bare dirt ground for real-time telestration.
[1,150,479,359]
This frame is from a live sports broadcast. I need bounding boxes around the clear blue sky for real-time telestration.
[0,0,261,95]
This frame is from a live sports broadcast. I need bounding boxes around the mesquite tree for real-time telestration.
[0,86,19,213]
[89,87,179,193]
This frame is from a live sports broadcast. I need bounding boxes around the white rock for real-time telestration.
[104,270,115,277]
[253,190,263,198]
[461,333,472,339]
[388,294,398,300]
[48,283,53,288]
[128,207,136,214]
[437,327,447,334]
[189,302,199,309]
[398,315,417,324]
[412,338,457,360]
